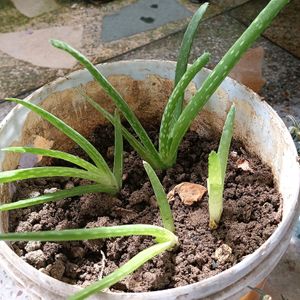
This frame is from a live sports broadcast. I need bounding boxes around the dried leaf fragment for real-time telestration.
[237,158,254,172]
[167,182,207,206]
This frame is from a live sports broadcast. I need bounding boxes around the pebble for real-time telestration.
[28,191,41,198]
[24,241,41,252]
[44,187,59,194]
[25,250,46,268]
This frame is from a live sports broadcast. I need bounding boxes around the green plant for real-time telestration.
[0,160,177,300]
[0,0,289,299]
[0,100,123,211]
[208,104,235,229]
[51,0,288,170]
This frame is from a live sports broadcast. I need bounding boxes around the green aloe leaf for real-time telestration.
[143,161,174,232]
[5,98,113,179]
[113,110,123,189]
[168,0,289,164]
[174,2,209,118]
[0,184,113,211]
[0,166,106,185]
[207,151,223,229]
[159,52,210,162]
[208,104,235,229]
[1,147,99,173]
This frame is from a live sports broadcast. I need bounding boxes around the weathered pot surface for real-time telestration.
[0,60,299,300]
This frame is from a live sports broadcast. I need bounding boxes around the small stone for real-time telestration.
[214,244,233,264]
[25,241,41,252]
[167,182,207,205]
[28,191,41,198]
[28,212,41,224]
[44,187,59,194]
[25,250,46,268]
[32,224,43,231]
[15,221,32,232]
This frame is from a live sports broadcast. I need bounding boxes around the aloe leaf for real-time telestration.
[0,184,113,211]
[218,104,235,178]
[168,0,289,164]
[143,161,174,232]
[174,2,209,118]
[208,104,235,229]
[0,167,106,185]
[207,151,223,229]
[5,98,113,178]
[50,40,163,168]
[159,52,210,161]
[1,147,99,173]
[0,224,177,244]
[113,110,123,189]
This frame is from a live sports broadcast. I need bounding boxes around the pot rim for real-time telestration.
[0,59,299,299]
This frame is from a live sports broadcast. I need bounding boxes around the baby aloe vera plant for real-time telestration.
[50,0,288,170]
[208,104,235,229]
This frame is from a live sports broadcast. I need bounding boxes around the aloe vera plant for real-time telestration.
[51,0,288,169]
[0,99,123,211]
[208,104,235,229]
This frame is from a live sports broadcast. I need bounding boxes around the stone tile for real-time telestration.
[230,0,300,58]
[11,0,59,18]
[102,0,192,42]
[0,26,83,69]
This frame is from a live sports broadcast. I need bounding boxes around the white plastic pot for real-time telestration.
[0,60,299,300]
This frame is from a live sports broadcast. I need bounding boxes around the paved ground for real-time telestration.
[0,0,299,299]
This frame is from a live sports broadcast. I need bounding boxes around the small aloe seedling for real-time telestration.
[0,162,177,300]
[208,104,235,229]
[50,0,288,170]
[0,99,123,211]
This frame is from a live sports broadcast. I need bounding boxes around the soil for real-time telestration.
[9,123,282,292]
